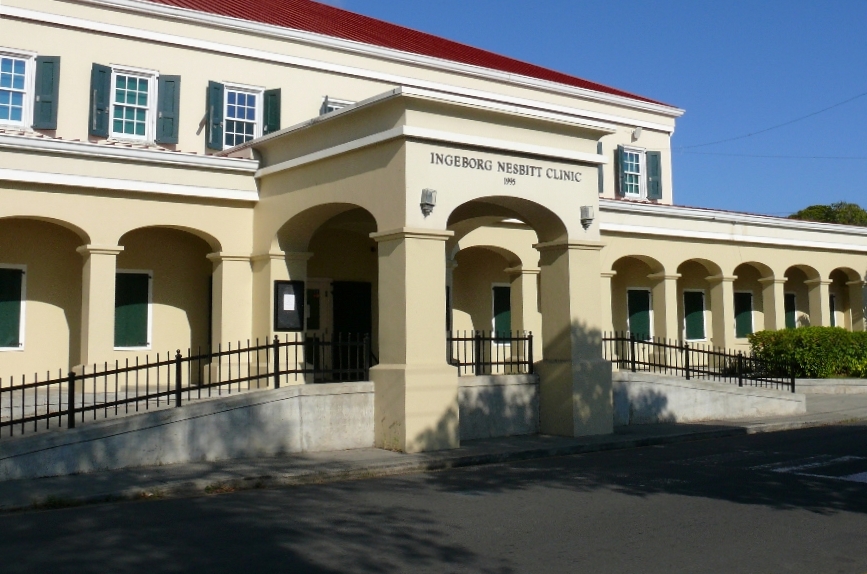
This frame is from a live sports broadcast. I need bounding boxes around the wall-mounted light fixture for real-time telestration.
[580,205,595,230]
[420,188,437,217]
[632,126,642,141]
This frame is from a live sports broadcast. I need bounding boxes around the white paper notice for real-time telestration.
[283,293,296,311]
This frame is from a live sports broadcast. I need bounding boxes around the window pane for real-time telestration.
[0,268,23,348]
[12,75,24,90]
[0,59,10,73]
[0,91,8,104]
[12,60,24,75]
[0,74,10,89]
[227,91,236,105]
[10,107,21,121]
[0,108,8,121]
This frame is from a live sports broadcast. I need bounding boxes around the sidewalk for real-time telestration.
[2,394,866,512]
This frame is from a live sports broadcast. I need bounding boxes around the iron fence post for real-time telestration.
[273,335,281,389]
[474,331,482,376]
[67,370,76,429]
[630,333,637,373]
[737,351,744,387]
[791,360,797,393]
[174,350,183,408]
[528,332,534,375]
[683,342,690,380]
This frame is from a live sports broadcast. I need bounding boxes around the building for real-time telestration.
[2,0,865,453]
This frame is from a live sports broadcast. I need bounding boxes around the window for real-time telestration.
[320,96,354,115]
[621,148,642,197]
[627,289,652,341]
[0,49,36,127]
[111,69,156,140]
[734,292,754,338]
[683,290,706,340]
[114,271,152,349]
[0,266,25,350]
[492,285,511,340]
[205,82,279,151]
[784,293,797,329]
[617,145,662,200]
[224,87,261,148]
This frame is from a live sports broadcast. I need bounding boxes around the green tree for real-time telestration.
[789,201,867,226]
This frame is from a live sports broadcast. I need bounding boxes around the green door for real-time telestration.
[492,285,511,339]
[0,268,23,348]
[683,291,706,340]
[627,289,651,341]
[115,272,150,348]
[784,293,797,329]
[734,292,754,338]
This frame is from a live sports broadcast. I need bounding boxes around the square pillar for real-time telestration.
[207,252,253,347]
[251,250,311,340]
[847,280,866,331]
[535,240,613,438]
[759,277,787,331]
[77,244,123,366]
[806,278,832,327]
[369,228,458,453]
[506,266,543,361]
[599,271,616,336]
[649,272,681,341]
[707,274,736,349]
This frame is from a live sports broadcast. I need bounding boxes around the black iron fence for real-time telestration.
[0,333,371,438]
[448,331,534,376]
[602,332,795,392]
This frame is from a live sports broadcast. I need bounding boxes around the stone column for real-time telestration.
[77,244,123,367]
[707,274,736,349]
[506,265,543,361]
[649,272,681,341]
[535,240,612,438]
[369,228,458,453]
[847,280,865,331]
[806,278,832,327]
[207,252,253,347]
[599,271,616,336]
[759,277,787,331]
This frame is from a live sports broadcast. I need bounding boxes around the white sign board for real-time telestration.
[283,293,296,311]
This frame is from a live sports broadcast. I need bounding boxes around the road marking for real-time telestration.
[752,456,867,484]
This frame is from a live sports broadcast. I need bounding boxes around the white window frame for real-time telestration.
[626,287,653,341]
[0,47,37,130]
[114,269,153,351]
[682,289,707,342]
[0,264,26,352]
[109,64,159,143]
[320,96,355,116]
[491,282,511,345]
[621,145,647,199]
[733,290,754,339]
[223,81,264,150]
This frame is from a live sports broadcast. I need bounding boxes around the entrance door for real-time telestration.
[332,281,372,380]
[627,289,651,341]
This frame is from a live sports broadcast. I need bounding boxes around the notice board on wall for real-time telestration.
[274,280,305,332]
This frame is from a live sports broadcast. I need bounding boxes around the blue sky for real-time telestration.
[318,0,867,216]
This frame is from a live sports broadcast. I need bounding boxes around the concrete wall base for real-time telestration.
[0,382,374,482]
[458,374,539,440]
[795,379,867,394]
[613,371,806,426]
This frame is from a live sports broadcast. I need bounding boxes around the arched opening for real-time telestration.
[784,265,820,328]
[829,267,864,330]
[117,227,214,355]
[732,262,770,340]
[0,217,87,374]
[611,255,665,340]
[676,259,722,345]
[451,245,518,333]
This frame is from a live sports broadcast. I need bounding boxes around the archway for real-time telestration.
[676,259,723,346]
[732,262,773,341]
[784,265,821,327]
[610,255,666,340]
[829,267,864,330]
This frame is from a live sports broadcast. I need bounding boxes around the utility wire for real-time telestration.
[674,90,867,150]
[675,150,867,160]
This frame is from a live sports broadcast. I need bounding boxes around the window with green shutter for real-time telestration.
[155,75,181,144]
[0,267,24,349]
[115,272,150,348]
[627,289,651,341]
[492,285,511,340]
[784,293,797,329]
[683,291,706,340]
[734,292,753,338]
[33,56,60,130]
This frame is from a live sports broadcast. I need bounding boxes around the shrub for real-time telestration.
[749,327,867,378]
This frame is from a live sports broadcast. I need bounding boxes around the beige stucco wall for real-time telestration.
[452,247,511,333]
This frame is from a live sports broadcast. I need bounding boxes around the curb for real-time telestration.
[15,415,865,512]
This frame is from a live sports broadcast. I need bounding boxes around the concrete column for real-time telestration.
[806,278,832,327]
[369,228,458,453]
[535,240,613,438]
[207,252,253,347]
[77,244,123,366]
[649,272,681,341]
[759,277,787,331]
[847,280,865,331]
[707,275,736,349]
[506,266,543,361]
[251,250,311,340]
[599,271,616,336]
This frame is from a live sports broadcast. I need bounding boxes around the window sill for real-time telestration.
[0,346,24,352]
[114,346,152,352]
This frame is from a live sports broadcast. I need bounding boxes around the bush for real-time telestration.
[749,327,867,378]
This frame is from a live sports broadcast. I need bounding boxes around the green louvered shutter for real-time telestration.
[33,56,60,130]
[597,141,604,195]
[115,273,150,348]
[206,81,224,150]
[155,75,181,144]
[734,292,753,338]
[616,145,626,196]
[0,268,24,348]
[784,293,797,329]
[683,291,706,340]
[646,151,662,199]
[89,63,111,137]
[627,289,651,341]
[262,88,281,136]
[492,286,511,340]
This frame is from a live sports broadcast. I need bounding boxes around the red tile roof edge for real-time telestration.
[140,0,675,109]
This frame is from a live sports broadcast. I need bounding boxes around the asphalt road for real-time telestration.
[2,424,866,574]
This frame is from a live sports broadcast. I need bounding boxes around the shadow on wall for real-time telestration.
[458,377,540,440]
[612,387,672,426]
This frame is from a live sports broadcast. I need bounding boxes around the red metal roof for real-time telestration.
[142,0,671,107]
